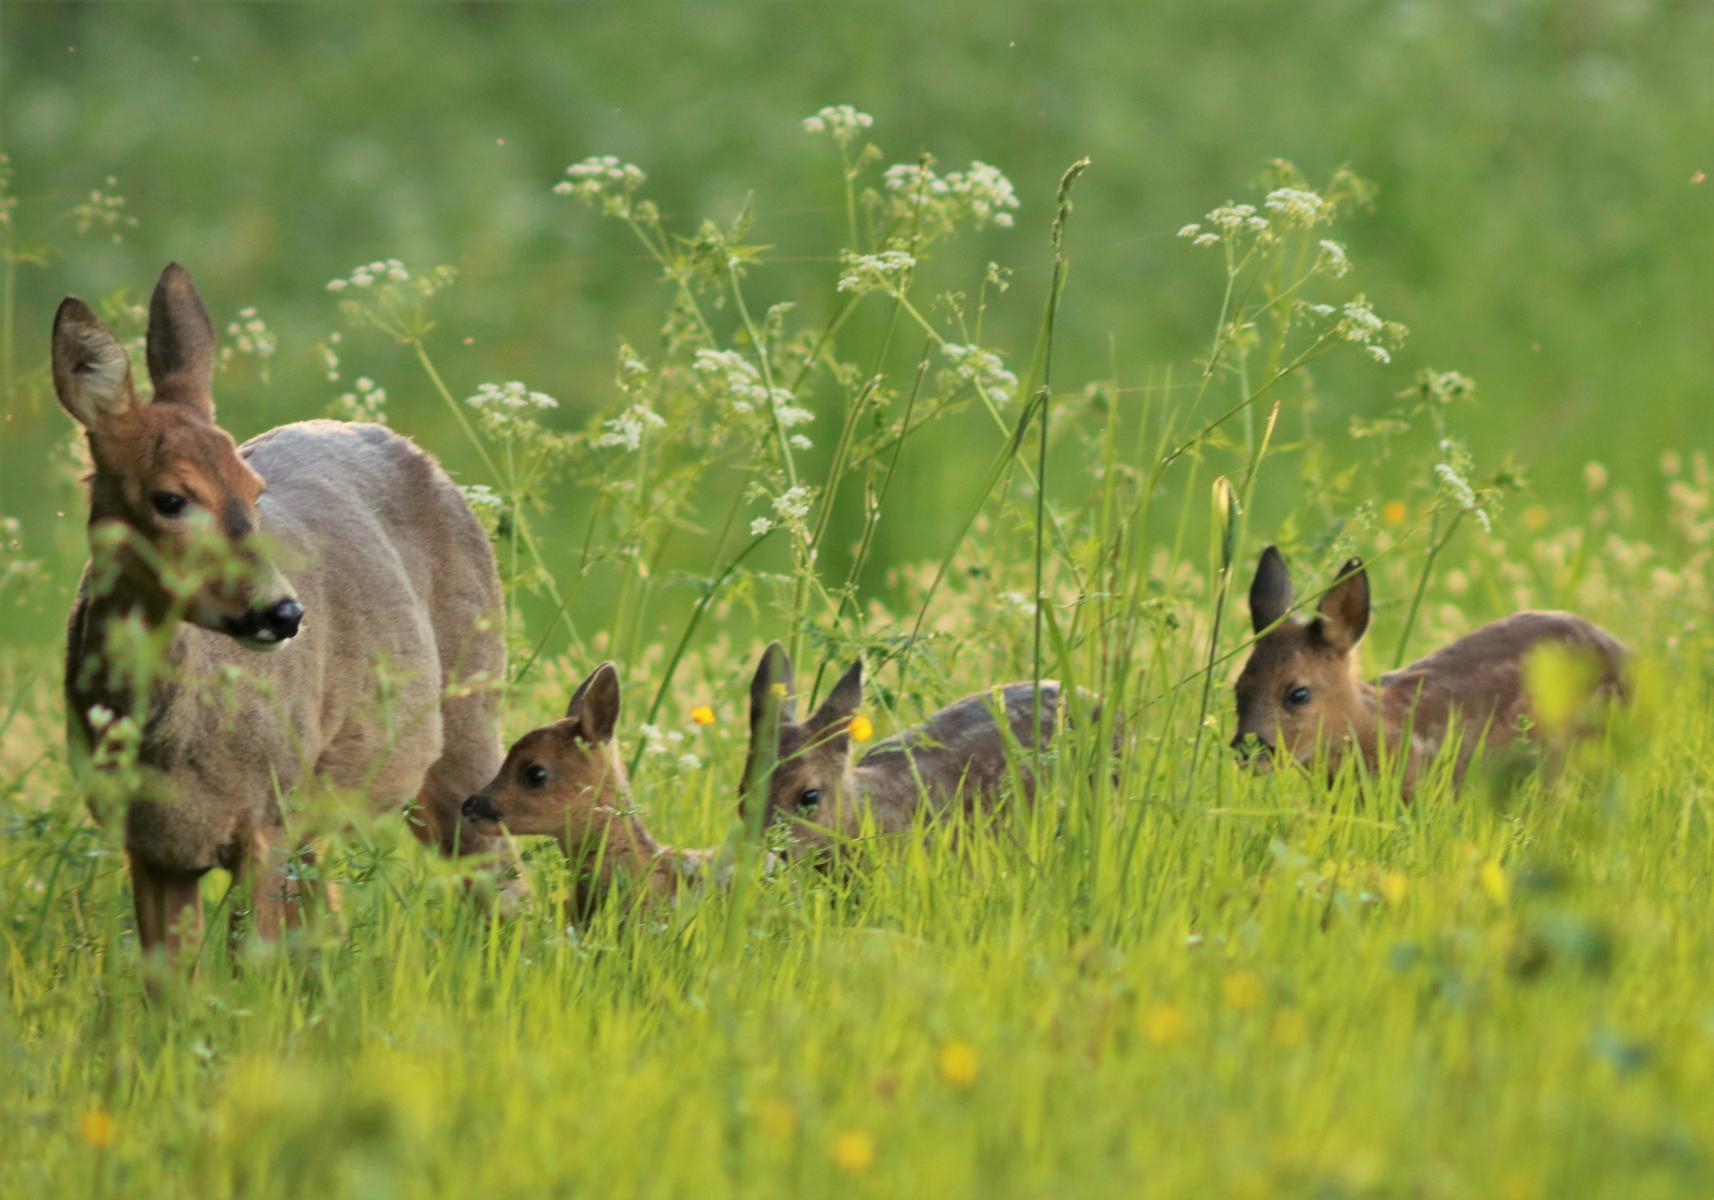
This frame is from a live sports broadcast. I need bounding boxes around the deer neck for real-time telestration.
[559,764,669,894]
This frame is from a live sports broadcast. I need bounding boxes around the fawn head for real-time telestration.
[462,663,627,846]
[740,642,865,855]
[1232,546,1371,769]
[53,264,301,649]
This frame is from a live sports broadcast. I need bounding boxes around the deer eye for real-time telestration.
[795,788,822,814]
[151,491,188,518]
[522,764,549,787]
[1285,685,1312,708]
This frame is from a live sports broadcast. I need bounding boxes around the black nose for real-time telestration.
[463,795,499,822]
[262,599,304,640]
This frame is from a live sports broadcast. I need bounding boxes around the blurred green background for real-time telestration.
[3,0,1709,648]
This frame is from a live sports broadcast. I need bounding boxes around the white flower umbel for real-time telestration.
[595,403,666,452]
[553,156,648,217]
[327,258,411,292]
[465,380,559,439]
[801,104,874,145]
[332,376,388,425]
[940,343,1019,406]
[1263,187,1331,229]
[836,249,917,295]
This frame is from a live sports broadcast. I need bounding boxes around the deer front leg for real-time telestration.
[130,855,205,962]
[227,826,318,942]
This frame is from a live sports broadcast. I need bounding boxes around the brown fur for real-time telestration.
[59,264,508,961]
[461,663,731,914]
[1232,545,1627,786]
[739,642,1069,859]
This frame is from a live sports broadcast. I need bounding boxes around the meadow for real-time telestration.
[4,4,1714,1197]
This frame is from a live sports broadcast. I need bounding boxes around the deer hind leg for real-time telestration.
[130,856,205,962]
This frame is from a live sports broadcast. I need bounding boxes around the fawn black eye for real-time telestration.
[151,491,187,518]
[1285,685,1311,708]
[795,788,821,814]
[522,763,549,787]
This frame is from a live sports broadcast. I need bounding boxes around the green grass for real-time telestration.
[5,5,1714,1197]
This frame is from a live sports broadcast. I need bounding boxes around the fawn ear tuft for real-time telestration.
[51,298,138,430]
[1250,545,1294,634]
[807,660,863,744]
[566,662,621,742]
[749,641,796,733]
[145,262,216,415]
[1316,558,1370,652]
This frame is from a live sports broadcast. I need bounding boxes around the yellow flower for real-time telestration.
[1143,1001,1188,1046]
[849,714,875,743]
[1381,871,1407,905]
[77,1109,116,1148]
[690,704,716,726]
[1523,505,1548,532]
[830,1128,875,1172]
[770,682,789,699]
[1271,1008,1307,1048]
[1480,860,1511,906]
[1221,970,1264,1012]
[1381,500,1406,526]
[937,1038,980,1087]
[756,1098,796,1139]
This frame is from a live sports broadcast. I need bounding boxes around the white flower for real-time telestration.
[595,403,666,452]
[1366,344,1392,365]
[950,161,1020,228]
[940,343,1019,406]
[1316,239,1351,278]
[677,752,704,772]
[332,376,388,425]
[789,434,814,450]
[801,104,874,145]
[693,348,808,430]
[465,380,560,440]
[1192,232,1220,248]
[837,249,916,295]
[772,486,814,524]
[749,517,775,537]
[1263,187,1329,228]
[1177,223,1202,239]
[1205,203,1258,232]
[327,259,410,292]
[554,155,647,215]
[882,160,1019,231]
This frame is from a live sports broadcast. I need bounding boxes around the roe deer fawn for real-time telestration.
[461,663,742,914]
[1232,545,1627,785]
[57,264,508,959]
[740,642,1071,859]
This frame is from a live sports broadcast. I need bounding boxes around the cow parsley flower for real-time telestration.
[332,376,388,424]
[940,343,1019,406]
[773,486,814,524]
[1316,239,1351,278]
[327,258,411,292]
[1263,187,1330,228]
[466,380,559,440]
[553,155,648,217]
[801,104,874,145]
[595,403,666,452]
[837,249,916,295]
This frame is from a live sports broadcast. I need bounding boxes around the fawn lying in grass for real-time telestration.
[741,642,1071,859]
[461,663,736,913]
[1232,545,1627,785]
[57,264,508,960]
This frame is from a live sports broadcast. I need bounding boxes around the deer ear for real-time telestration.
[1316,558,1370,652]
[145,263,216,414]
[1250,545,1294,634]
[749,642,796,734]
[806,660,863,747]
[566,662,621,743]
[52,298,138,431]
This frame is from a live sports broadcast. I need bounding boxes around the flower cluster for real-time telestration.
[458,483,505,533]
[693,349,814,438]
[595,403,666,452]
[880,159,1020,232]
[72,177,138,243]
[326,259,411,292]
[332,377,388,425]
[836,249,916,295]
[553,156,649,218]
[801,104,874,145]
[220,307,276,373]
[940,343,1019,406]
[1331,295,1408,364]
[1178,185,1339,254]
[637,722,701,772]
[752,484,817,539]
[466,380,559,440]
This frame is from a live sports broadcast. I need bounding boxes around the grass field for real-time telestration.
[4,4,1714,1197]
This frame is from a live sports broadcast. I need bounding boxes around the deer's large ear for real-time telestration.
[145,263,216,415]
[52,298,138,431]
[566,662,621,743]
[1250,545,1294,634]
[749,642,796,735]
[1316,559,1370,653]
[806,660,863,750]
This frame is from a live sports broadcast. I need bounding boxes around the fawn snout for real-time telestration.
[463,793,502,825]
[221,596,305,647]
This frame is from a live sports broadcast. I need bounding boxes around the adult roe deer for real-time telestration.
[56,263,508,959]
[1232,545,1627,786]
